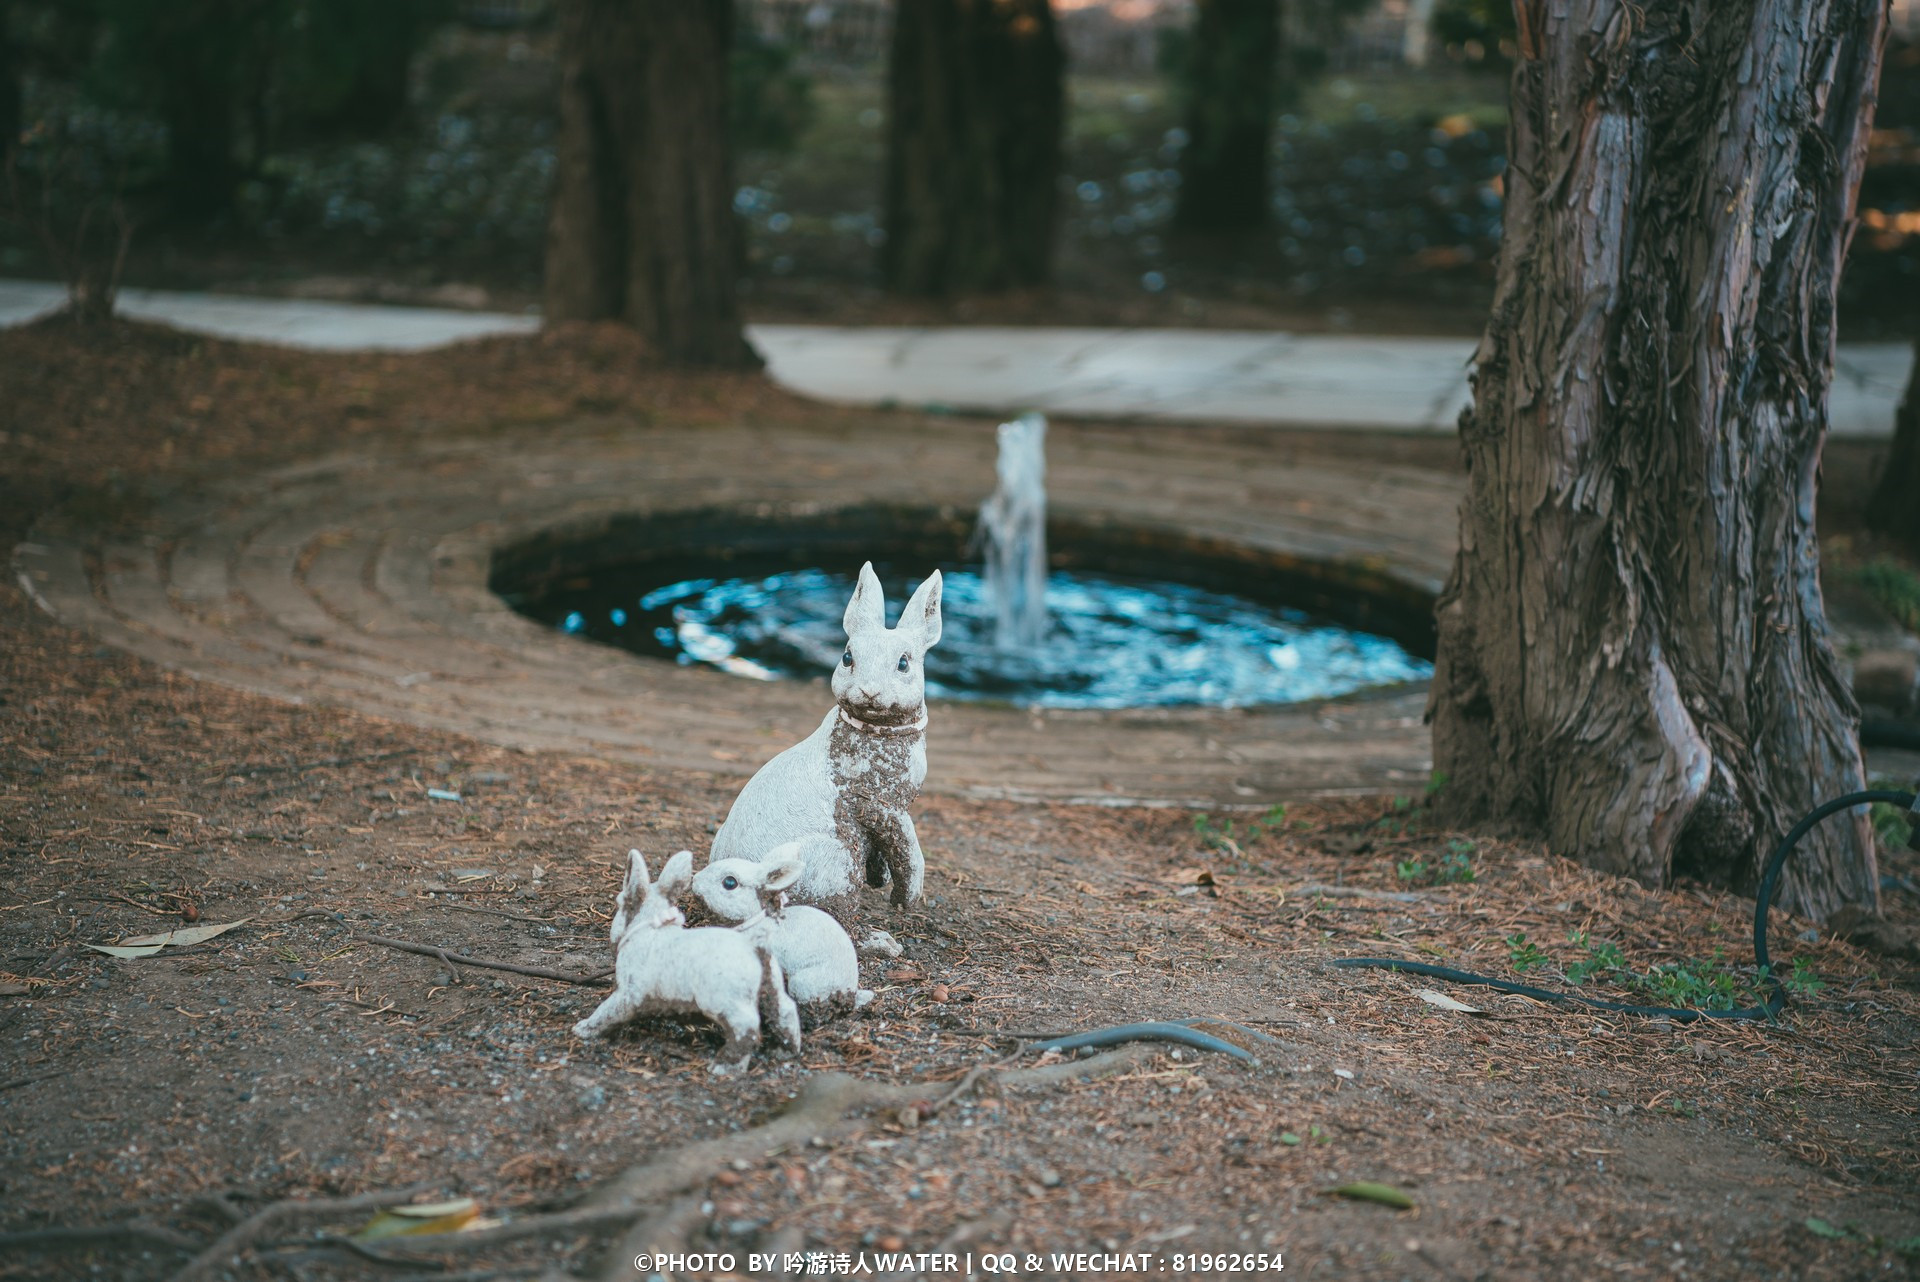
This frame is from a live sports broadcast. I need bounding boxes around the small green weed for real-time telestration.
[1645,955,1741,1010]
[1373,795,1419,836]
[1193,813,1237,852]
[1193,804,1290,854]
[1803,1217,1920,1261]
[1504,932,1548,972]
[1556,932,1803,1010]
[1780,957,1825,998]
[1397,837,1476,886]
[1563,932,1626,985]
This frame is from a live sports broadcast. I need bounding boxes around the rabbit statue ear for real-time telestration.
[902,569,942,649]
[624,849,651,893]
[762,844,804,891]
[844,562,886,637]
[656,849,696,897]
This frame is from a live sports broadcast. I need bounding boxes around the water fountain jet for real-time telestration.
[976,412,1049,651]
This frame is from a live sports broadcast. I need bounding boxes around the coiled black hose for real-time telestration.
[1332,788,1919,1023]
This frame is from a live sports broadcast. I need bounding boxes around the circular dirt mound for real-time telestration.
[15,421,1462,804]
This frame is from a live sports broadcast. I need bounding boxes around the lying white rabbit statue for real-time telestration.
[691,846,873,1022]
[573,849,802,1074]
[709,563,941,908]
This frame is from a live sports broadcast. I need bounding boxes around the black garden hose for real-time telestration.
[1028,1021,1259,1062]
[1332,788,1919,1023]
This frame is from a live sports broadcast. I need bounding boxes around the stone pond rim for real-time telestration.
[487,500,1442,679]
[15,421,1475,805]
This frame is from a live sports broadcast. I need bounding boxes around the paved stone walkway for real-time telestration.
[2,278,1909,435]
[15,422,1459,805]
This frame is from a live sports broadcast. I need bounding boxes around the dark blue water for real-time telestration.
[545,565,1430,711]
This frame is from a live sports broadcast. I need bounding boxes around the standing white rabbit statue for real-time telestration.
[573,849,802,1073]
[708,563,941,909]
[691,846,873,1022]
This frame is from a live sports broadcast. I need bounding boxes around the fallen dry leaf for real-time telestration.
[1416,988,1486,1015]
[85,917,253,958]
[353,1198,482,1242]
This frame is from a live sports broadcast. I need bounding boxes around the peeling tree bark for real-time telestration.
[1866,341,1920,556]
[1430,0,1889,921]
[882,0,1064,297]
[544,0,756,368]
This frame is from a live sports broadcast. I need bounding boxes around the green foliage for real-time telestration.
[1852,557,1920,632]
[274,1,452,141]
[1373,795,1419,836]
[731,30,814,155]
[1803,1217,1920,1261]
[1397,837,1475,886]
[1563,932,1626,985]
[1558,931,1821,1010]
[1781,957,1825,998]
[1644,955,1741,1010]
[1193,804,1291,853]
[1194,812,1235,851]
[1504,932,1547,973]
[1870,801,1913,853]
[1,95,155,316]
[14,0,449,219]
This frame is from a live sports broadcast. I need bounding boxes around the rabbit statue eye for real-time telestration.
[898,653,911,672]
[722,876,738,891]
[841,649,853,668]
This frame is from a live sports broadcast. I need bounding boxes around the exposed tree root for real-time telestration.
[357,1044,1155,1265]
[0,1221,200,1255]
[593,1193,708,1282]
[168,1182,435,1282]
[352,933,613,986]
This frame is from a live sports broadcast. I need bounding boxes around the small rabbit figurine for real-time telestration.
[709,563,941,908]
[573,849,802,1074]
[691,847,873,1022]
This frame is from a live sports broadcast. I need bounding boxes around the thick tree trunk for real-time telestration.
[882,0,1064,297]
[1866,342,1920,556]
[160,63,242,222]
[1174,0,1279,235]
[543,0,756,368]
[1429,0,1889,922]
[1,4,19,165]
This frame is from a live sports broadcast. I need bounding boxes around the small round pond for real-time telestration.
[492,506,1436,712]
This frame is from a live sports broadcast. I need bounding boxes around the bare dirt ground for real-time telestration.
[3,317,1919,1282]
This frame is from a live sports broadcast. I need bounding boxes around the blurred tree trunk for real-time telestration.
[158,35,244,221]
[1866,342,1920,557]
[1429,0,1889,922]
[1174,0,1278,234]
[1,4,19,162]
[544,0,756,367]
[883,0,1063,297]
